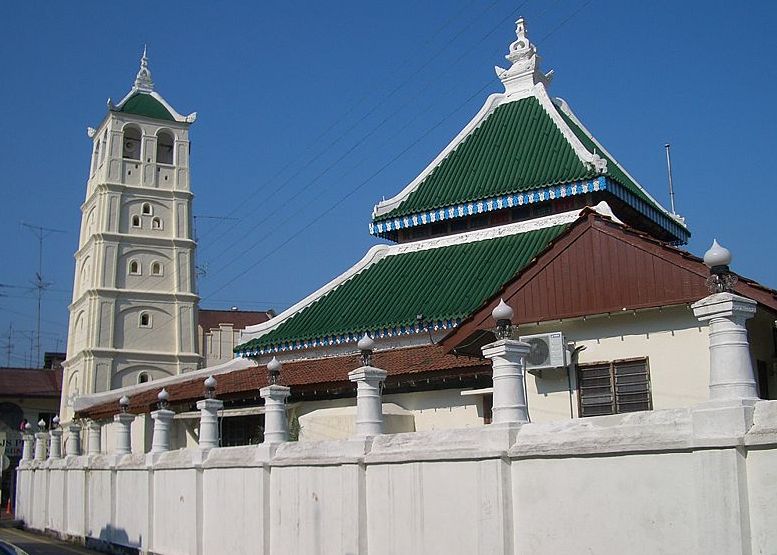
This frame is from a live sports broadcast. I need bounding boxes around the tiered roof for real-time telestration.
[370,20,688,243]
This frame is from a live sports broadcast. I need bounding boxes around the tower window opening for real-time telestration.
[131,215,141,228]
[129,260,141,275]
[139,312,152,328]
[142,202,153,216]
[91,140,101,175]
[157,131,174,164]
[151,261,162,276]
[152,216,162,230]
[123,125,142,160]
[138,372,150,384]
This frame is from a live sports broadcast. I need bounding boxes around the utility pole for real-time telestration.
[664,144,677,215]
[22,222,65,367]
[2,322,12,367]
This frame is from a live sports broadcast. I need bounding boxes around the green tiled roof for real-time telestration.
[377,98,596,221]
[118,92,175,121]
[236,224,569,354]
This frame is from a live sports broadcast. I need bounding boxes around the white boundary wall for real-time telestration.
[16,400,777,555]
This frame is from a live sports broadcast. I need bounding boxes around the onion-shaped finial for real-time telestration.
[703,239,732,269]
[267,357,282,384]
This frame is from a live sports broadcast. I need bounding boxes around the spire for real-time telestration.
[495,18,553,95]
[134,45,154,92]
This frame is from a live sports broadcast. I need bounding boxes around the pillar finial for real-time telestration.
[134,45,154,92]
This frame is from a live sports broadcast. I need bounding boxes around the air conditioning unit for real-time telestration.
[519,332,567,375]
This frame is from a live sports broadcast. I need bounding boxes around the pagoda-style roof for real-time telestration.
[233,207,611,357]
[107,47,196,124]
[371,19,688,244]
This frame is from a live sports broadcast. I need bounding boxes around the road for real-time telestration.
[0,527,104,555]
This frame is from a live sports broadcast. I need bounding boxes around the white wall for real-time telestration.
[17,400,777,555]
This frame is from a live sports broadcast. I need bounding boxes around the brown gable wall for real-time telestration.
[443,215,777,349]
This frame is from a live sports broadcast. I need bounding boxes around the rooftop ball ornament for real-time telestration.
[37,419,47,431]
[703,239,737,294]
[204,375,217,399]
[492,299,515,340]
[119,395,130,414]
[157,388,170,410]
[267,357,282,385]
[52,415,60,429]
[358,333,375,367]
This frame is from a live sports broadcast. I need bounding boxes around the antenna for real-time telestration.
[664,144,677,215]
[3,322,12,367]
[21,222,65,366]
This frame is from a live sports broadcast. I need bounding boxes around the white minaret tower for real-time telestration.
[60,49,201,421]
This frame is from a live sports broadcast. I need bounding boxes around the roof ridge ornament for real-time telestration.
[495,18,553,95]
[134,45,154,92]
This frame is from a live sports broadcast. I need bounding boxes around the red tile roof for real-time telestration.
[77,345,489,420]
[198,309,274,332]
[0,367,63,397]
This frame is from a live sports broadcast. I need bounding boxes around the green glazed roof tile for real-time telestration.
[118,92,176,121]
[236,223,569,353]
[377,97,595,221]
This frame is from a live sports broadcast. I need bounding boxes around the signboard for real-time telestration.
[0,432,23,458]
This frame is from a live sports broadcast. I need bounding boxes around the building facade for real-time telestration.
[60,51,200,422]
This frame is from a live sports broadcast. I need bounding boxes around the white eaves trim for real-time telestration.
[73,356,256,413]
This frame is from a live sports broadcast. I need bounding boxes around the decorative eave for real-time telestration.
[106,47,196,124]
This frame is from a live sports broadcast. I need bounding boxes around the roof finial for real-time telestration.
[495,18,553,95]
[134,45,154,92]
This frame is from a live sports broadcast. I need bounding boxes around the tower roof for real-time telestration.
[108,48,196,124]
[370,19,688,243]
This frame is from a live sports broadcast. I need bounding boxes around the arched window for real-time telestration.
[100,130,108,163]
[151,216,162,230]
[122,125,142,160]
[91,140,101,174]
[156,131,174,164]
[151,261,162,276]
[138,372,150,384]
[142,202,153,216]
[139,312,152,328]
[131,215,141,228]
[129,260,141,275]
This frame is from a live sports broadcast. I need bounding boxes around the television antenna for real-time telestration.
[21,222,65,366]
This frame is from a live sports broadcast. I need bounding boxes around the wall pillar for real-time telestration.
[114,413,135,455]
[66,424,81,456]
[348,366,388,438]
[692,292,759,401]
[150,409,175,453]
[34,432,48,461]
[48,428,63,460]
[197,398,223,449]
[481,339,531,425]
[21,433,34,461]
[260,385,291,444]
[87,420,102,455]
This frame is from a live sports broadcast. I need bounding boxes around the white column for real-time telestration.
[34,432,48,461]
[66,424,82,456]
[481,339,531,425]
[348,366,388,438]
[197,398,223,449]
[87,420,102,455]
[150,409,175,453]
[21,433,34,461]
[114,413,135,455]
[692,292,759,401]
[48,428,63,460]
[260,385,291,444]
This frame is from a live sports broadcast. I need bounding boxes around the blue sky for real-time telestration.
[1,1,775,368]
